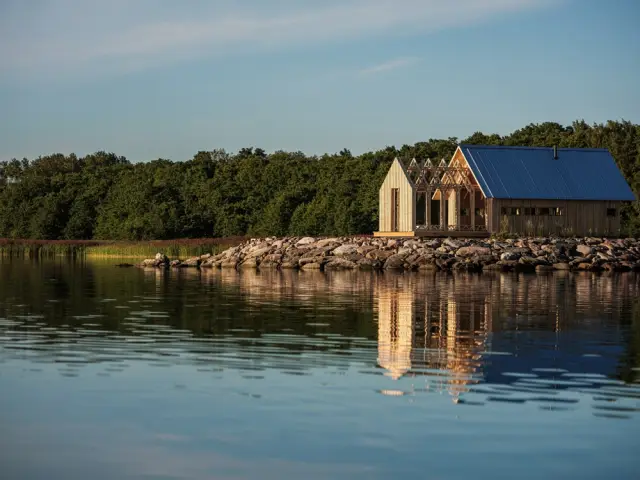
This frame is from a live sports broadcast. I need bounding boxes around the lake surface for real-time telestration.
[0,260,639,480]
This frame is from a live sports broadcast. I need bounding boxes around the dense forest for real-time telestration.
[0,119,639,240]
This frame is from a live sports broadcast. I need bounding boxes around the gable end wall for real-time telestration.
[379,160,416,232]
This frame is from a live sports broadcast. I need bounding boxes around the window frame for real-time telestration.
[537,207,550,216]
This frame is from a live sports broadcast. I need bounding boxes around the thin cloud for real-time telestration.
[360,57,420,75]
[0,0,560,80]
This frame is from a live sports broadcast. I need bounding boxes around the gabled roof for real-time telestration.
[384,157,415,189]
[459,144,636,201]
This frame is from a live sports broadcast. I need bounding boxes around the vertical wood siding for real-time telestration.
[379,159,415,232]
[489,199,623,236]
[447,190,459,226]
[377,149,623,236]
[458,147,626,236]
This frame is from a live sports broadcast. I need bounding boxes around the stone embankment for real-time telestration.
[137,236,640,273]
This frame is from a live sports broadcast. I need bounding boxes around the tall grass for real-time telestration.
[85,237,244,258]
[0,237,245,259]
[0,239,101,257]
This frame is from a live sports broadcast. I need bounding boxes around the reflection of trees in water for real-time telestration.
[0,260,638,384]
[198,269,378,341]
[0,263,381,369]
[618,302,640,383]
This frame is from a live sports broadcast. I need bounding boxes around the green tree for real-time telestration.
[1,119,639,239]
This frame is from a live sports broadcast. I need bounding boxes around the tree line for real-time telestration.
[0,119,639,240]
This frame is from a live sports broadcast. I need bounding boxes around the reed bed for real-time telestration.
[85,237,244,258]
[0,239,101,258]
[0,237,245,259]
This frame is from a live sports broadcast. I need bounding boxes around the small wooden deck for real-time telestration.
[374,229,490,238]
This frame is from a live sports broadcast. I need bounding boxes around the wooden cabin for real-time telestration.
[375,144,636,237]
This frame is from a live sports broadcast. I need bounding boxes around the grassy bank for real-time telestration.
[0,237,244,259]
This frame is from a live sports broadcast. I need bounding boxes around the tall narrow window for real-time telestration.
[391,188,400,231]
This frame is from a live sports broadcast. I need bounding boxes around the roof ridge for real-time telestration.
[459,144,609,152]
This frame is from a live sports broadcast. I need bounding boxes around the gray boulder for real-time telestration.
[259,254,282,269]
[316,238,340,248]
[576,244,594,256]
[366,249,395,261]
[553,262,571,270]
[299,256,326,268]
[332,244,359,256]
[384,254,406,270]
[154,253,169,264]
[500,251,521,261]
[357,258,381,270]
[300,262,322,270]
[456,246,491,257]
[182,257,201,267]
[296,237,316,246]
[221,259,238,269]
[444,238,464,249]
[324,258,358,270]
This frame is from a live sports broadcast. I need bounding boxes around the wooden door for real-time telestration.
[391,188,399,231]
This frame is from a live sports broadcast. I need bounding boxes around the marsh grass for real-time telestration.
[0,237,245,259]
[0,239,100,257]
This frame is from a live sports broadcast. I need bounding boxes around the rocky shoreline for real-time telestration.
[135,236,640,273]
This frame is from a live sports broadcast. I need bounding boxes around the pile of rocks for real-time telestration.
[138,252,208,269]
[137,236,640,273]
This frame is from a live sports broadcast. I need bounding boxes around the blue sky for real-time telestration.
[0,0,638,162]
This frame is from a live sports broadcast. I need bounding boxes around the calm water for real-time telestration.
[0,260,639,480]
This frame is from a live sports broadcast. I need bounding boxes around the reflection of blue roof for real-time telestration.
[482,331,624,387]
[460,144,636,201]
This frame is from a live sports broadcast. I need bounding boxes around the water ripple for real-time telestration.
[0,266,638,428]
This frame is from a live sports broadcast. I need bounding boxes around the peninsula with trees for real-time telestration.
[1,120,638,243]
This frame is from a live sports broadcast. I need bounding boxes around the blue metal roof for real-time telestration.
[460,144,636,201]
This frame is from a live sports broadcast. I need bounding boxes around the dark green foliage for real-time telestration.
[1,120,639,239]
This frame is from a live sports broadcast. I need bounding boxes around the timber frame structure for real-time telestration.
[375,150,487,237]
[409,155,485,235]
[374,144,635,238]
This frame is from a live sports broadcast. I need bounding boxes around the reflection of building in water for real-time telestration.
[376,275,492,400]
[376,271,639,399]
[377,284,413,380]
[442,290,490,399]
